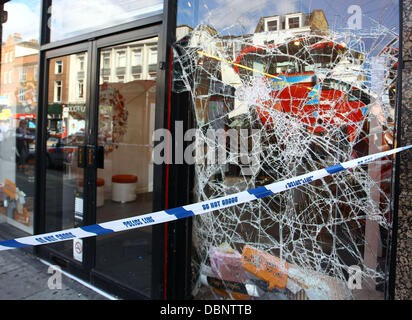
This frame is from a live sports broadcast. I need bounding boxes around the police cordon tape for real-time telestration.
[0,144,411,252]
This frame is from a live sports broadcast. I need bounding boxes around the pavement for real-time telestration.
[0,223,109,300]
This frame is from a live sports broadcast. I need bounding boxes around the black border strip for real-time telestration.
[386,0,404,301]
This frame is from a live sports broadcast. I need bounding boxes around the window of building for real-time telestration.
[55,60,63,74]
[55,80,62,102]
[8,71,12,83]
[117,51,126,67]
[148,47,157,78]
[20,68,27,82]
[4,71,7,84]
[132,49,142,66]
[78,55,85,71]
[78,80,84,98]
[148,47,157,65]
[18,88,26,103]
[102,53,111,69]
[5,52,8,63]
[266,19,278,31]
[288,17,300,29]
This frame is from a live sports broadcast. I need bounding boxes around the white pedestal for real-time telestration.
[111,182,136,203]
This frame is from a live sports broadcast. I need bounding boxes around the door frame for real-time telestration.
[35,41,94,281]
[88,25,164,299]
[34,16,175,299]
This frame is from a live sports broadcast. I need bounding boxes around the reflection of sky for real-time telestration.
[2,0,41,41]
[177,0,399,36]
[2,0,399,48]
[2,0,163,43]
[50,0,163,42]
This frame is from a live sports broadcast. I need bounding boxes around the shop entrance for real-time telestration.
[36,26,165,299]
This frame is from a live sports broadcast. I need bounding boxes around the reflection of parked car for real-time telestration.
[46,135,65,169]
[16,120,36,166]
[46,133,83,169]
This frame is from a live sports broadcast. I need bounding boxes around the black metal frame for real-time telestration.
[31,0,192,300]
[35,41,93,281]
[0,2,4,79]
[159,0,194,300]
[385,0,404,301]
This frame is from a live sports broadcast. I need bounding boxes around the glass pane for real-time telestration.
[0,0,41,235]
[174,0,399,300]
[95,37,158,296]
[44,52,88,260]
[49,0,163,42]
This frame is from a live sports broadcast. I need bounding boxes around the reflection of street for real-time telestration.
[0,30,39,234]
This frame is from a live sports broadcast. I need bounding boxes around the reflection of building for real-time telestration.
[253,10,328,46]
[0,33,39,234]
[47,53,88,137]
[255,10,329,34]
[100,39,158,83]
[69,54,87,102]
[176,24,193,41]
[47,55,71,136]
[48,55,71,103]
[45,39,159,137]
[48,53,88,105]
[0,33,39,112]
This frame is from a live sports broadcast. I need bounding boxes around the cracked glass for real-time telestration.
[173,0,399,300]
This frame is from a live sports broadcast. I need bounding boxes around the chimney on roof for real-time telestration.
[12,33,23,42]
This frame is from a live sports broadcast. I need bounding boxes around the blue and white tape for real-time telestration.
[0,144,411,251]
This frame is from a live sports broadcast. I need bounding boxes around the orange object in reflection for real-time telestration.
[111,175,138,183]
[212,288,251,301]
[3,179,17,200]
[241,245,289,290]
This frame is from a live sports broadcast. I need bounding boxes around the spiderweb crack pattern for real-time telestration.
[172,18,398,300]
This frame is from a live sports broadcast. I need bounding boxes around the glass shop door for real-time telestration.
[90,29,161,299]
[40,42,93,279]
[38,26,166,299]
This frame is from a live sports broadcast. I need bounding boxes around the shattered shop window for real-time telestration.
[174,0,399,300]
